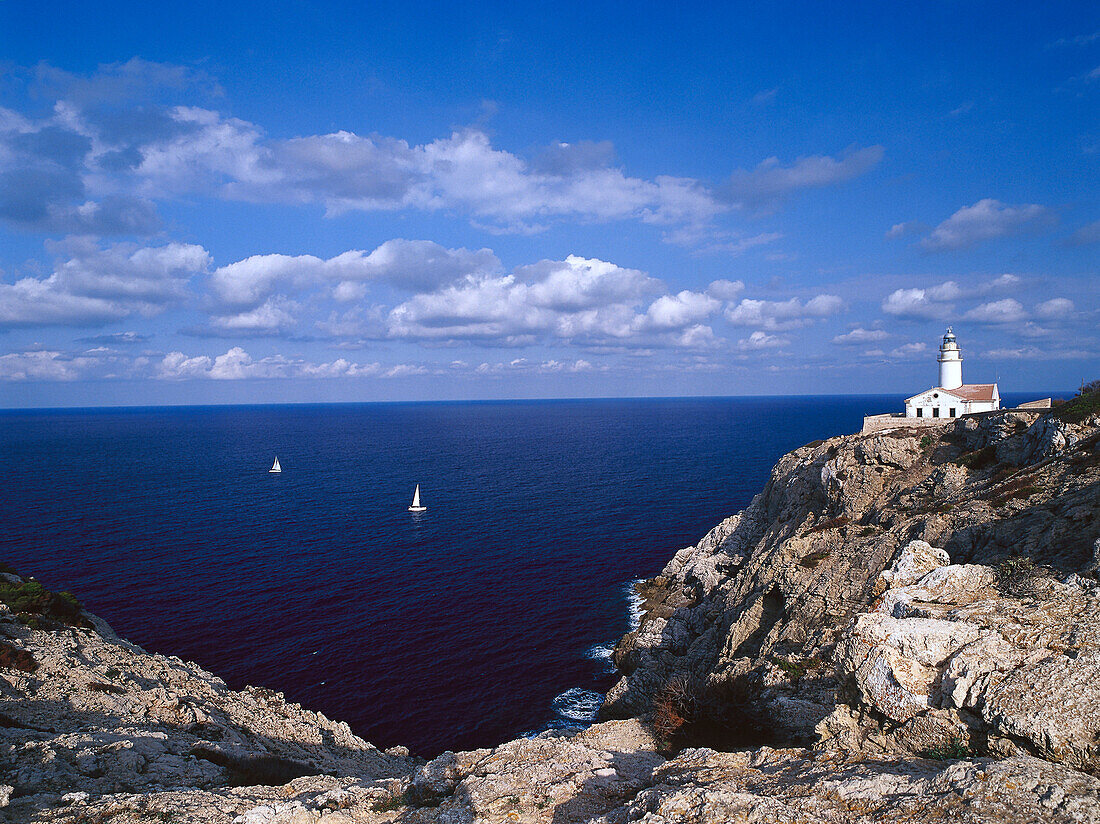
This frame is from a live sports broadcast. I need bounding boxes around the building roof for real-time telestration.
[905,383,998,403]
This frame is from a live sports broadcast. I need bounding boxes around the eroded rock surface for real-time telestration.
[604,410,1100,751]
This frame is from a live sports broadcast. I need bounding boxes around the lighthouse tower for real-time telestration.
[938,327,963,390]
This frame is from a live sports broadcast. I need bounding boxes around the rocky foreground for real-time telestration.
[3,405,1100,823]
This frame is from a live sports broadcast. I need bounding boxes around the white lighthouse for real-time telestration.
[937,327,963,390]
[903,328,1000,420]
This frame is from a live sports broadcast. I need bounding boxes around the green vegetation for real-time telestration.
[995,557,1054,598]
[859,526,877,537]
[799,549,832,568]
[919,736,976,761]
[0,573,86,628]
[1054,379,1100,424]
[920,434,934,448]
[771,655,819,681]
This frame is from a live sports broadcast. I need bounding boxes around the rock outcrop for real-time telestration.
[603,409,1100,750]
[2,407,1099,822]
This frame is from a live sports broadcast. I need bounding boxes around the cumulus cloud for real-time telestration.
[890,342,927,359]
[880,275,1020,320]
[156,346,415,380]
[0,238,209,328]
[0,63,895,245]
[1035,297,1075,319]
[737,331,789,350]
[722,145,883,211]
[706,279,745,300]
[386,254,699,348]
[724,294,843,331]
[963,298,1027,324]
[209,240,499,308]
[0,350,84,380]
[832,327,888,345]
[920,199,1054,251]
[1069,219,1100,245]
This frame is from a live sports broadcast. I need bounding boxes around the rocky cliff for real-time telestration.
[3,406,1099,823]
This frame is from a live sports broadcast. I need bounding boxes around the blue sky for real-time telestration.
[0,1,1097,406]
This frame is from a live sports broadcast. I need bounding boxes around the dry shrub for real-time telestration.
[0,641,37,673]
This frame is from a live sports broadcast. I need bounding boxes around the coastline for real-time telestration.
[3,403,1100,822]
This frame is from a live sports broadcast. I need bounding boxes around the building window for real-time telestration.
[949,408,956,418]
[933,408,940,418]
[916,408,923,418]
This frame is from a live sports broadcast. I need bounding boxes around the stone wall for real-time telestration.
[860,413,950,434]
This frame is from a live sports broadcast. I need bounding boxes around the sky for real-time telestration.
[0,1,1097,407]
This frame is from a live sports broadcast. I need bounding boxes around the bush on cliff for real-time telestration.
[652,674,779,753]
[1054,379,1100,424]
[0,573,87,628]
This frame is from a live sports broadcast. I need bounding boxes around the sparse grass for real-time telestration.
[799,549,832,568]
[804,439,825,449]
[920,435,934,449]
[995,557,1054,598]
[88,681,126,694]
[859,526,877,537]
[772,655,818,681]
[806,516,849,534]
[990,485,1042,508]
[919,736,975,761]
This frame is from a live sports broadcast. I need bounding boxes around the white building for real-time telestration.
[904,328,1000,420]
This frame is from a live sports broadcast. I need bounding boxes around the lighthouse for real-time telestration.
[937,327,963,390]
[903,328,1000,420]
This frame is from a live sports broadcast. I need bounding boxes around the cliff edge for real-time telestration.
[3,404,1100,823]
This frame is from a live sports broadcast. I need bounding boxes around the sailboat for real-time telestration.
[269,456,282,473]
[408,484,427,513]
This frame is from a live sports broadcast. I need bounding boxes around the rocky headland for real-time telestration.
[3,399,1100,823]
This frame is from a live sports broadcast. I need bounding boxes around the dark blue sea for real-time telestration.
[0,394,1040,755]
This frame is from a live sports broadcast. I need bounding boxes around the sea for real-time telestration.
[0,393,1041,756]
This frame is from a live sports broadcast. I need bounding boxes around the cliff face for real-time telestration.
[2,407,1100,823]
[602,409,1100,748]
[603,409,1100,755]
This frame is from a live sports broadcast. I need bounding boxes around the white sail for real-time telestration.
[269,456,281,473]
[408,483,426,512]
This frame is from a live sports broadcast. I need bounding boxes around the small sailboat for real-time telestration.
[408,484,427,513]
[269,456,282,473]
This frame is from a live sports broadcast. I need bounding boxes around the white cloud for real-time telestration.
[641,291,720,330]
[722,145,883,211]
[157,346,401,380]
[880,275,1023,320]
[706,279,745,300]
[1034,297,1074,319]
[0,238,209,328]
[1069,219,1100,245]
[386,254,710,349]
[725,294,843,331]
[832,327,888,345]
[209,297,299,335]
[890,342,927,359]
[963,298,1027,324]
[737,330,789,350]
[210,239,499,307]
[921,199,1053,251]
[0,350,82,380]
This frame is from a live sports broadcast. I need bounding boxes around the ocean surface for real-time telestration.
[0,394,1039,755]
